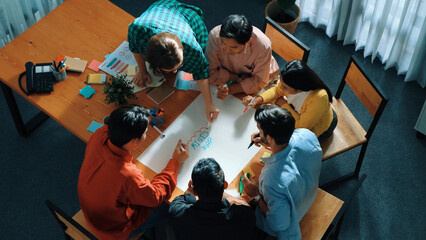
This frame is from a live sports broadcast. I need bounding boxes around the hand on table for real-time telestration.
[275,96,287,106]
[132,69,152,87]
[205,103,220,123]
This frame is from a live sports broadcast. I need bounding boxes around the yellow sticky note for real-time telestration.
[87,74,106,84]
[262,152,271,158]
[242,166,255,178]
[127,65,137,76]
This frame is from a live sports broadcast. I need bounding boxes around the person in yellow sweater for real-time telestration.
[243,60,337,139]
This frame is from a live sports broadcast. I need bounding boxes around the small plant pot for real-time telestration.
[266,0,300,35]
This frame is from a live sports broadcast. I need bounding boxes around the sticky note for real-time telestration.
[104,53,111,59]
[87,121,103,133]
[87,74,106,84]
[79,85,96,99]
[127,65,137,76]
[183,72,194,81]
[88,60,102,72]
[242,166,255,178]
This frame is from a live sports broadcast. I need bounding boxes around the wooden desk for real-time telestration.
[0,0,198,193]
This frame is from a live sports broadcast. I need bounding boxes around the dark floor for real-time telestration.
[1,0,425,239]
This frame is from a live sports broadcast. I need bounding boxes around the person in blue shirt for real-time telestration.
[243,105,322,239]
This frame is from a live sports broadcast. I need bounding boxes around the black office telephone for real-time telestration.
[19,62,54,95]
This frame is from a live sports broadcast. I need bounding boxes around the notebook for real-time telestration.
[65,56,88,72]
[147,83,175,104]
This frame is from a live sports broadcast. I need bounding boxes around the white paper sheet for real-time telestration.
[137,87,259,191]
[99,41,136,77]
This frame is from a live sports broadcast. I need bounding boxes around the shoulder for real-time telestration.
[310,89,329,99]
[169,194,196,217]
[228,204,256,222]
[209,25,221,37]
[251,26,272,50]
[306,89,330,106]
[291,129,320,150]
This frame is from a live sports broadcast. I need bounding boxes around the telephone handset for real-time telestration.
[19,62,54,95]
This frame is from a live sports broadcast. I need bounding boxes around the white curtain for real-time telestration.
[296,0,426,87]
[0,0,65,49]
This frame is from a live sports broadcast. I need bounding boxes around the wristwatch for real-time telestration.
[250,195,262,208]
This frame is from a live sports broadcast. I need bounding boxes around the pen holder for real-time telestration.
[150,106,165,126]
[53,69,67,82]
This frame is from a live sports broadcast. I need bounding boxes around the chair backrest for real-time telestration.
[45,200,98,240]
[264,17,310,63]
[336,55,388,139]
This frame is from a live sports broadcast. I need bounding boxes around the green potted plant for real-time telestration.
[265,0,300,35]
[103,74,137,106]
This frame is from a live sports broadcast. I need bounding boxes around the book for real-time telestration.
[87,74,106,84]
[65,56,88,72]
[147,83,175,105]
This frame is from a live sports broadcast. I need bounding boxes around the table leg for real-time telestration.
[1,81,49,137]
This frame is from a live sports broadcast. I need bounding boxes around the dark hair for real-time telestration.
[191,158,225,202]
[146,32,184,75]
[107,105,149,148]
[281,60,333,102]
[255,105,295,145]
[219,14,253,45]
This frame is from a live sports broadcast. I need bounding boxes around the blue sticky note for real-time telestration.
[87,121,103,133]
[104,53,111,59]
[175,78,190,91]
[79,85,96,99]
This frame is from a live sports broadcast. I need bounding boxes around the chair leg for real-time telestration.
[320,172,356,189]
[332,212,345,239]
[354,142,369,177]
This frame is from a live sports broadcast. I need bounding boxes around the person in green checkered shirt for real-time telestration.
[127,0,219,122]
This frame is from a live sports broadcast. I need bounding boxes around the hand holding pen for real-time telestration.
[242,95,263,112]
[217,80,232,100]
[173,139,188,165]
[248,132,261,149]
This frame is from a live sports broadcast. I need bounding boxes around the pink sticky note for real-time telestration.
[88,60,102,72]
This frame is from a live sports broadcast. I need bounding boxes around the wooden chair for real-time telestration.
[46,201,146,240]
[264,16,310,63]
[300,174,366,239]
[320,55,388,187]
[45,200,98,240]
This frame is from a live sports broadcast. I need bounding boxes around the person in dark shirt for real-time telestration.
[169,158,256,240]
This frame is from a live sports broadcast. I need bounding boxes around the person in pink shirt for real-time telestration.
[206,14,279,100]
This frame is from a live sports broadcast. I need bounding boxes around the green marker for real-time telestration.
[239,173,251,195]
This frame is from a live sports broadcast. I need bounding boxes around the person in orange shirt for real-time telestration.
[78,104,188,240]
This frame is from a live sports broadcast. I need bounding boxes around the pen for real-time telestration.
[248,133,260,149]
[239,173,251,195]
[180,145,186,153]
[207,112,213,128]
[59,65,69,72]
[222,80,232,88]
[152,125,165,138]
[243,97,256,113]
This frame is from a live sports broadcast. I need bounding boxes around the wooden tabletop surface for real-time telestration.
[0,0,201,197]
